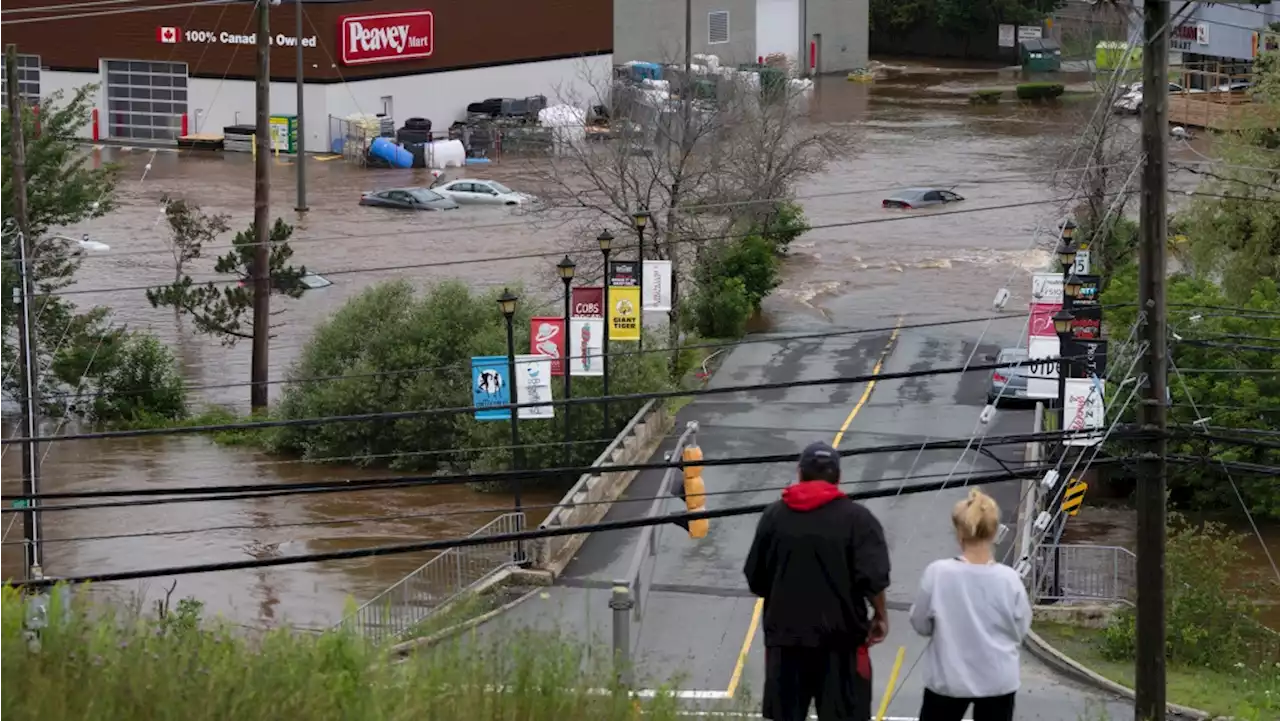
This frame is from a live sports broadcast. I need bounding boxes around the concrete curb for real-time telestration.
[1023,629,1223,721]
[389,580,542,658]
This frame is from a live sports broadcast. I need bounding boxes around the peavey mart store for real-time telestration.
[5,0,611,152]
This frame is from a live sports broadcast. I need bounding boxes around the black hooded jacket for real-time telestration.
[743,481,891,649]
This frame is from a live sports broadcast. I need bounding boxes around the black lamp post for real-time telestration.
[1057,224,1079,315]
[1052,308,1076,433]
[632,207,651,352]
[498,288,523,516]
[557,255,576,467]
[598,230,614,434]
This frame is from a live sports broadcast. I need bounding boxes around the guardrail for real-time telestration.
[1031,543,1137,606]
[608,421,699,686]
[339,512,526,644]
[534,399,672,574]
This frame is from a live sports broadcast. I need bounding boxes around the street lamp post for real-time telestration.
[557,255,577,468]
[498,288,523,517]
[632,207,650,352]
[1052,308,1076,435]
[598,230,614,434]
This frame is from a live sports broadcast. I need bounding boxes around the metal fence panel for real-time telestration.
[1031,543,1137,606]
[340,512,526,644]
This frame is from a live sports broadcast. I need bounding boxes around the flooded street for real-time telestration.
[1,65,1231,627]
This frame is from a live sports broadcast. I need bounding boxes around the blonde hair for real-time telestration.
[952,488,1001,543]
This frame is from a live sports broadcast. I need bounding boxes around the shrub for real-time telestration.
[1015,82,1065,101]
[1098,516,1269,667]
[0,587,696,721]
[969,89,1003,105]
[757,201,810,256]
[267,279,671,479]
[708,234,781,309]
[687,277,753,339]
[88,332,187,424]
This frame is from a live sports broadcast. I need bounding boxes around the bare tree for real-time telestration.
[529,57,851,372]
[160,196,231,284]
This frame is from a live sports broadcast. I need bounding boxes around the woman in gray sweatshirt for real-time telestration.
[909,488,1032,721]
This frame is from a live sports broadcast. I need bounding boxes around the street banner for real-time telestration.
[643,260,673,312]
[1064,338,1108,379]
[1070,305,1103,340]
[1073,274,1102,308]
[471,355,511,421]
[1032,273,1063,304]
[1029,302,1061,339]
[530,317,566,376]
[569,317,604,376]
[608,286,642,341]
[1026,335,1060,399]
[1063,377,1106,447]
[571,287,604,319]
[609,260,639,287]
[515,354,554,420]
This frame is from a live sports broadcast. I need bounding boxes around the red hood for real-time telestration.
[782,481,845,511]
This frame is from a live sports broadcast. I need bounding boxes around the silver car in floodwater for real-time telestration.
[988,347,1032,405]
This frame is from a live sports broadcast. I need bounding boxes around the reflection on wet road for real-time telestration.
[0,65,1205,628]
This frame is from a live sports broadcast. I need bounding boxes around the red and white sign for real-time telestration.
[157,26,181,44]
[1029,302,1061,339]
[570,287,604,319]
[530,317,566,377]
[339,10,433,66]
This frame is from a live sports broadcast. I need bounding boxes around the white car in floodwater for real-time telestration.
[432,179,535,206]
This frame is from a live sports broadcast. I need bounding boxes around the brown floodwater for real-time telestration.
[1,63,1250,628]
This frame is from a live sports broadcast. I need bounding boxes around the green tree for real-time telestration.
[146,218,306,345]
[89,332,187,424]
[1,85,123,408]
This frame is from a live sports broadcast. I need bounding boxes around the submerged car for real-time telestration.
[432,179,533,206]
[987,347,1032,405]
[359,187,460,211]
[882,187,964,210]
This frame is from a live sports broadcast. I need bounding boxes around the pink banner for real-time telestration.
[1029,303,1062,338]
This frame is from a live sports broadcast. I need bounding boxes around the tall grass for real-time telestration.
[1,587,693,721]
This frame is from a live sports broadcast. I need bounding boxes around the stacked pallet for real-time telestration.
[223,124,256,153]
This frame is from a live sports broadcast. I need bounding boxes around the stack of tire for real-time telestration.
[395,117,433,145]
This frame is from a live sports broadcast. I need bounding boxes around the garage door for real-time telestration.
[756,0,800,65]
[105,59,188,141]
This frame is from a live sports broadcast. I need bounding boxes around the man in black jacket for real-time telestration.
[743,441,892,721]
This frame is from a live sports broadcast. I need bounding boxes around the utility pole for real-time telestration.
[1135,0,1169,717]
[294,0,308,212]
[7,44,43,580]
[251,0,272,410]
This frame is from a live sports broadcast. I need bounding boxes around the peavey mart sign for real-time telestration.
[339,10,433,65]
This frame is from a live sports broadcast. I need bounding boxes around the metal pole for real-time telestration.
[1135,0,1170,715]
[7,45,43,580]
[1057,333,1069,434]
[636,224,644,353]
[562,276,573,468]
[294,0,308,212]
[602,247,612,433]
[610,582,635,687]
[251,0,272,411]
[505,316,522,512]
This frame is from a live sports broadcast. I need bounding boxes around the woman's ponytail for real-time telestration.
[952,488,1001,543]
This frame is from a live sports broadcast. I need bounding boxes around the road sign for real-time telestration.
[1062,479,1088,516]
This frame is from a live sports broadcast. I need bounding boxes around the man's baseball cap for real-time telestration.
[798,441,841,480]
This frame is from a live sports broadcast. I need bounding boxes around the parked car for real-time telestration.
[882,187,964,210]
[359,187,459,211]
[432,179,533,206]
[987,347,1032,405]
[1114,82,1202,114]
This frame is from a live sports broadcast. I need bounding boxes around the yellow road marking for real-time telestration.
[876,645,908,721]
[725,319,903,698]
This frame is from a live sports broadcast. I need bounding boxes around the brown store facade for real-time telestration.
[4,0,611,152]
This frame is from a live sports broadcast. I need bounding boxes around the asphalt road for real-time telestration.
[477,318,1133,720]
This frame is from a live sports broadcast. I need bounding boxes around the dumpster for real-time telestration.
[1019,38,1062,73]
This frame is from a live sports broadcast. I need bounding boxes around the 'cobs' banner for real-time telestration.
[570,287,603,319]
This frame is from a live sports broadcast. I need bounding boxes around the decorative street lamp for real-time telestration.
[1056,238,1078,274]
[497,288,523,519]
[557,255,576,467]
[631,207,651,352]
[597,229,614,433]
[1059,218,1077,243]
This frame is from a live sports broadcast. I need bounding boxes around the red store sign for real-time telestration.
[339,10,433,66]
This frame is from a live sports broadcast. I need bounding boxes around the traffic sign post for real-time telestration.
[1062,479,1088,517]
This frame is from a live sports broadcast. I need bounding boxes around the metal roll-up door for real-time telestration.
[104,59,188,141]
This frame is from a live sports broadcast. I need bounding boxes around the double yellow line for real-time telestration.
[725,320,906,710]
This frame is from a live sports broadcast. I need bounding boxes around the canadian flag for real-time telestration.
[157,26,180,44]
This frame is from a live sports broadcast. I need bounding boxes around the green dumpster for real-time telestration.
[1019,38,1062,73]
[268,114,298,154]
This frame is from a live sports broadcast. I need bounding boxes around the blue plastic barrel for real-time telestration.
[369,136,413,169]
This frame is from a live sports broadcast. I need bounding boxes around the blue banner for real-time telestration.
[471,356,511,421]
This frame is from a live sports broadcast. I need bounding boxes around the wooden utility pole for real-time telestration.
[7,44,43,579]
[1135,0,1170,717]
[294,0,308,212]
[252,0,272,410]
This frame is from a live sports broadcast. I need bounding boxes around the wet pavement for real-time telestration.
[0,64,1213,631]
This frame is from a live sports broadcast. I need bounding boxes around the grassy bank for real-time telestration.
[1036,621,1280,719]
[1,587,722,721]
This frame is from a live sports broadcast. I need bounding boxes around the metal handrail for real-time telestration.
[1031,543,1137,606]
